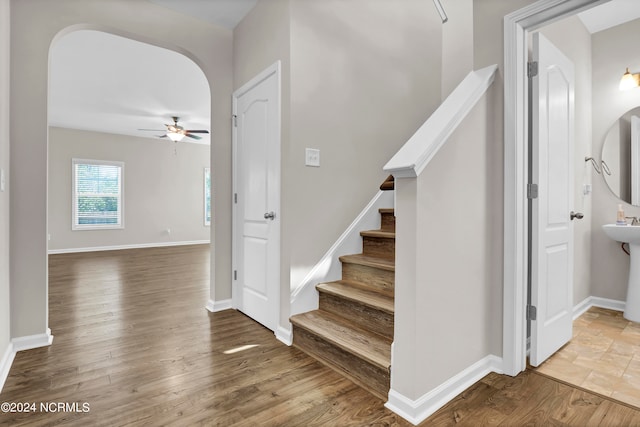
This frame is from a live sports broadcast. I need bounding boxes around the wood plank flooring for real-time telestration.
[1,245,640,425]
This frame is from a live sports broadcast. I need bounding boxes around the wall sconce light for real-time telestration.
[620,67,640,90]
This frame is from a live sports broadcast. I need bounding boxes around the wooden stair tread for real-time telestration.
[339,254,395,271]
[379,208,394,214]
[317,281,394,314]
[379,175,395,191]
[290,311,391,370]
[360,230,395,239]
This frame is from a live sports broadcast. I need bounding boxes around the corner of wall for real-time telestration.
[0,0,11,394]
[0,341,15,393]
[386,355,503,425]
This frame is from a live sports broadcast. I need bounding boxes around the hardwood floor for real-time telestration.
[2,245,640,426]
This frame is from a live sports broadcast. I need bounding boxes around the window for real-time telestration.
[204,167,211,226]
[72,159,124,230]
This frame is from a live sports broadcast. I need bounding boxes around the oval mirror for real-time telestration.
[602,106,640,206]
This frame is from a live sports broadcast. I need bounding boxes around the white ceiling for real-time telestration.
[48,1,259,144]
[48,1,638,144]
[578,0,640,33]
[49,30,211,144]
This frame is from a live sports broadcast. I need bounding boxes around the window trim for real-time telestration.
[72,158,125,231]
[204,167,211,226]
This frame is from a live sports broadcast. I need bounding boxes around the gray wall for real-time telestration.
[591,18,640,301]
[0,0,11,368]
[538,15,593,306]
[234,0,443,330]
[393,90,501,398]
[48,127,210,252]
[10,0,233,338]
[442,0,473,100]
[233,0,292,326]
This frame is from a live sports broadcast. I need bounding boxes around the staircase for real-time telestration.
[290,207,395,400]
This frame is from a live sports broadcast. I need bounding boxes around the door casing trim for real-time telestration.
[502,0,610,376]
[231,61,282,332]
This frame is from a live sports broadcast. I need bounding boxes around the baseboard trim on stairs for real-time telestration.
[573,296,625,320]
[276,324,293,346]
[290,190,394,317]
[12,329,54,352]
[205,299,232,313]
[385,354,503,426]
[0,341,15,393]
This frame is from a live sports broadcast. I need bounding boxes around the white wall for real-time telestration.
[9,0,233,338]
[538,15,593,306]
[234,0,444,330]
[48,127,210,252]
[233,0,292,327]
[441,0,473,100]
[393,89,500,401]
[591,19,640,301]
[0,0,12,382]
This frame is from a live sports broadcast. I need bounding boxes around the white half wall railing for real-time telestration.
[383,64,498,178]
[383,64,498,426]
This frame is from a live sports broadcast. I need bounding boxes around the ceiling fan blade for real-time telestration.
[185,130,209,134]
[157,134,168,138]
[185,133,202,140]
[138,128,166,131]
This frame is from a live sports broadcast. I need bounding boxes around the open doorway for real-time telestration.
[48,30,211,254]
[47,30,212,328]
[505,0,640,408]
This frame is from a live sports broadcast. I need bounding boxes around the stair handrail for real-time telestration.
[383,64,498,178]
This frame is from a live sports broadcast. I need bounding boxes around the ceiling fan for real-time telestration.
[139,116,209,142]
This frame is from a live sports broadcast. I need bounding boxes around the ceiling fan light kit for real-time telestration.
[139,116,209,142]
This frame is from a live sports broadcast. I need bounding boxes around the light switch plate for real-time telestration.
[305,148,320,167]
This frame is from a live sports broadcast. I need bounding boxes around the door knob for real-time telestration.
[570,211,584,220]
[264,211,276,220]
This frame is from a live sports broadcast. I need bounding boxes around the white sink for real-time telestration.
[602,224,640,322]
[602,224,640,244]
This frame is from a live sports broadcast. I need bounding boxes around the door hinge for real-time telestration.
[527,61,538,78]
[234,193,238,204]
[234,270,237,280]
[527,305,537,321]
[232,115,237,127]
[527,183,539,199]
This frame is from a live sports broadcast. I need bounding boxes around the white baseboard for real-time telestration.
[11,328,54,352]
[0,341,15,393]
[385,354,502,425]
[1,329,54,393]
[573,296,625,320]
[276,324,292,346]
[205,299,232,313]
[290,190,394,317]
[48,240,210,255]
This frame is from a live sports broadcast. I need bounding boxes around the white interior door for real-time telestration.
[232,62,281,332]
[529,33,575,367]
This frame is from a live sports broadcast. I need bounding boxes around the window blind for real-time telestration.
[73,159,124,230]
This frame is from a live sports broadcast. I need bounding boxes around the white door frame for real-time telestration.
[231,61,282,330]
[502,0,610,376]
